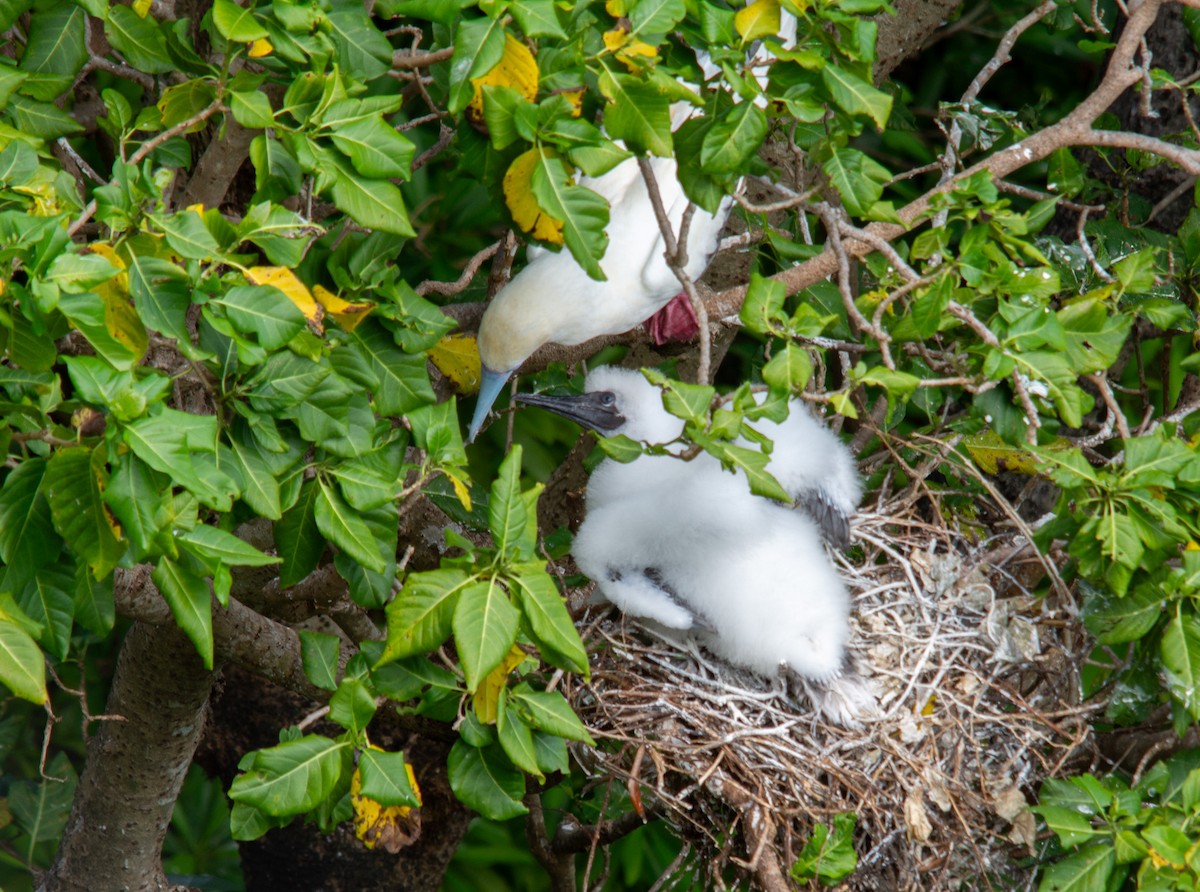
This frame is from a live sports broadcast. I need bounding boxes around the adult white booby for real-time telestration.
[515,367,874,725]
[467,11,800,442]
[467,147,730,442]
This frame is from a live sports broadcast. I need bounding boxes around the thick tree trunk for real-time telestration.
[40,621,215,892]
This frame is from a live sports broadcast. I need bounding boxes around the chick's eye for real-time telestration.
[600,393,615,406]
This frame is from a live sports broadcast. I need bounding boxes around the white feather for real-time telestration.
[566,367,875,722]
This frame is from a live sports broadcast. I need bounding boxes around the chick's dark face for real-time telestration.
[513,389,626,433]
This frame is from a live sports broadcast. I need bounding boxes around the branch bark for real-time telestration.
[40,622,215,892]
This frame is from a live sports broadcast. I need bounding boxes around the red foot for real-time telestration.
[646,292,700,345]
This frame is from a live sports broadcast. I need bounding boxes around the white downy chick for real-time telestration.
[515,367,875,725]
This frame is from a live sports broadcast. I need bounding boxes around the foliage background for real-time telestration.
[1,0,1200,889]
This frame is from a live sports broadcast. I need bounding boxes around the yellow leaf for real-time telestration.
[351,758,422,854]
[468,34,538,127]
[735,0,781,43]
[132,0,152,16]
[605,0,629,16]
[100,289,149,358]
[88,243,130,294]
[444,469,473,513]
[186,203,206,215]
[602,28,658,71]
[503,148,564,244]
[563,88,584,117]
[246,266,323,331]
[428,334,482,394]
[472,645,528,723]
[248,38,273,57]
[921,695,936,716]
[313,284,373,332]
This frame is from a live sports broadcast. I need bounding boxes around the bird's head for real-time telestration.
[468,270,565,443]
[514,366,685,446]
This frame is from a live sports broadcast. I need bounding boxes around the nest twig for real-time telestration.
[563,492,1096,890]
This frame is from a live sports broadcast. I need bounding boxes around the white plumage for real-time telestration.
[467,11,801,442]
[468,144,730,442]
[515,367,876,725]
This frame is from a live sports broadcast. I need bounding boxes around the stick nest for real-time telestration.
[562,493,1096,891]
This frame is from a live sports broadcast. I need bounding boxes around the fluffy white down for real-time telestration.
[571,367,862,686]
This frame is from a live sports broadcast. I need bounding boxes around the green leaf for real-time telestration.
[488,445,529,556]
[1080,584,1163,645]
[821,64,892,129]
[276,480,323,587]
[228,430,282,520]
[315,478,388,573]
[152,557,214,669]
[1140,824,1190,867]
[327,0,393,81]
[453,577,520,692]
[294,387,374,457]
[0,459,54,571]
[44,447,124,580]
[126,254,198,355]
[596,434,644,463]
[1036,843,1114,892]
[447,16,507,114]
[627,0,685,41]
[762,343,812,393]
[1095,508,1141,570]
[821,146,891,217]
[509,685,594,743]
[643,370,713,425]
[329,675,377,735]
[213,0,269,41]
[6,95,82,138]
[699,101,767,174]
[229,735,352,816]
[529,153,611,281]
[0,140,38,185]
[329,117,415,180]
[345,321,435,416]
[17,4,87,99]
[328,160,416,237]
[446,740,528,820]
[18,566,74,661]
[74,558,114,636]
[532,732,569,775]
[231,89,275,128]
[498,698,541,778]
[511,0,565,38]
[790,813,858,884]
[250,135,303,201]
[123,409,238,511]
[379,568,470,662]
[510,571,588,676]
[214,285,308,350]
[597,69,672,157]
[706,441,790,502]
[740,273,786,335]
[152,210,224,261]
[299,630,340,691]
[0,621,48,704]
[1161,606,1200,721]
[57,291,147,370]
[178,525,280,569]
[105,5,174,74]
[1031,805,1099,848]
[358,749,420,807]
